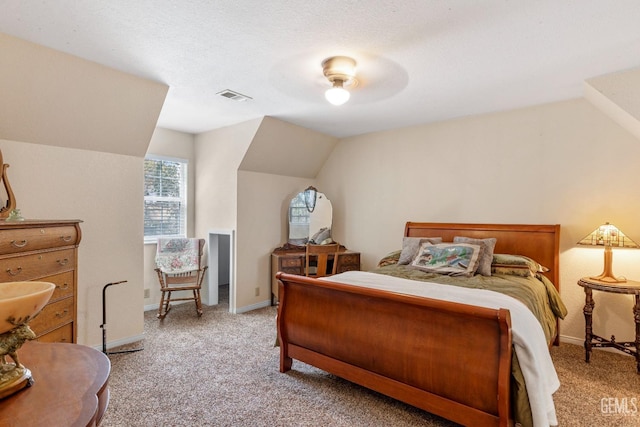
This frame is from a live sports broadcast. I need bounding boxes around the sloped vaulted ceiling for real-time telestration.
[239,116,338,179]
[0,32,168,157]
[584,67,640,141]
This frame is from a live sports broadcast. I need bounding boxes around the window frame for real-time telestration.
[143,154,188,244]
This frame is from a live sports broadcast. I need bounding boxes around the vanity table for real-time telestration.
[272,187,360,305]
[271,244,360,305]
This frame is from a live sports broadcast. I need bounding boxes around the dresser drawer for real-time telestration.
[336,253,360,273]
[30,297,74,335]
[0,248,76,281]
[280,266,303,275]
[0,225,79,255]
[35,323,74,343]
[281,257,303,268]
[44,271,75,303]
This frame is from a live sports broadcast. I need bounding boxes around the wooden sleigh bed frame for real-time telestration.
[276,222,560,427]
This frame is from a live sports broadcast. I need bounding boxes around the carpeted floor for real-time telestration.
[102,289,640,427]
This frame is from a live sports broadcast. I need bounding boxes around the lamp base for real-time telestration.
[591,246,627,283]
[589,273,627,284]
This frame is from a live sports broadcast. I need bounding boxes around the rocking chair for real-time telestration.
[155,238,208,319]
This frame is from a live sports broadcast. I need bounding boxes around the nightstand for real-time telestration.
[577,277,640,373]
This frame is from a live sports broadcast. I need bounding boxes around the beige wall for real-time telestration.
[193,119,260,309]
[316,98,640,345]
[0,139,144,347]
[237,171,313,310]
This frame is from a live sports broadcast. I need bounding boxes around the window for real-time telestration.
[144,156,187,242]
[288,193,310,227]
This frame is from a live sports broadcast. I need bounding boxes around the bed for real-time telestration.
[276,222,565,427]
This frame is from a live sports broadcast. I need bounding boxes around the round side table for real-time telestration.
[577,277,640,373]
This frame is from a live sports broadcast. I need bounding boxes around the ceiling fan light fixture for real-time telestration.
[325,80,350,106]
[322,56,356,106]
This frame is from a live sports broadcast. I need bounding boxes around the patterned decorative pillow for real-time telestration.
[397,237,443,265]
[453,236,497,277]
[377,250,401,268]
[410,242,483,277]
[491,254,549,277]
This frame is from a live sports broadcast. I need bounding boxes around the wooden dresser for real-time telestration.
[0,219,82,343]
[271,244,360,305]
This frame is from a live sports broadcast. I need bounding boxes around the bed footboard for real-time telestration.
[276,272,513,427]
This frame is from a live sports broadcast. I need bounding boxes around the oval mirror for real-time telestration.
[288,187,333,245]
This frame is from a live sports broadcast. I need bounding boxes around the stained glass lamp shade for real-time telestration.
[577,222,639,283]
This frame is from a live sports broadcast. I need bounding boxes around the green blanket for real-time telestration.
[372,263,566,343]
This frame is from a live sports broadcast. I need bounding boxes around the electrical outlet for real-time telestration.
[144,288,150,298]
[255,287,260,297]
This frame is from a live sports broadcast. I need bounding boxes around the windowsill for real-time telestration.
[144,236,187,245]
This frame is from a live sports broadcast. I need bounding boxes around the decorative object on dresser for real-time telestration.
[5,209,24,222]
[0,150,16,220]
[577,222,639,283]
[0,281,55,399]
[0,220,82,343]
[577,277,640,373]
[0,341,110,426]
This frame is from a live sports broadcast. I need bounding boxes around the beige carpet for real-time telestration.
[102,291,640,427]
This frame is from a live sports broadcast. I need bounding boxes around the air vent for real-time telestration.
[216,89,252,102]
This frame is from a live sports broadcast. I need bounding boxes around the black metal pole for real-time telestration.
[100,280,143,355]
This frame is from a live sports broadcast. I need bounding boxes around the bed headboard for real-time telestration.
[404,222,561,289]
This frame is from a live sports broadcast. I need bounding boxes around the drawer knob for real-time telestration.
[56,283,70,290]
[60,235,73,243]
[10,239,28,248]
[55,309,69,318]
[57,258,69,266]
[7,267,22,276]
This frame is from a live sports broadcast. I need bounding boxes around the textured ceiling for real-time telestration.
[1,1,640,138]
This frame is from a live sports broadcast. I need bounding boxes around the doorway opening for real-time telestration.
[207,229,234,312]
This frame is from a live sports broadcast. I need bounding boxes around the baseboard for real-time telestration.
[234,299,271,314]
[559,335,583,346]
[144,300,190,312]
[92,333,145,352]
[145,299,272,314]
[144,303,158,312]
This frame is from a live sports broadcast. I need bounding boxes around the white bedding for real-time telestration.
[321,270,559,427]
